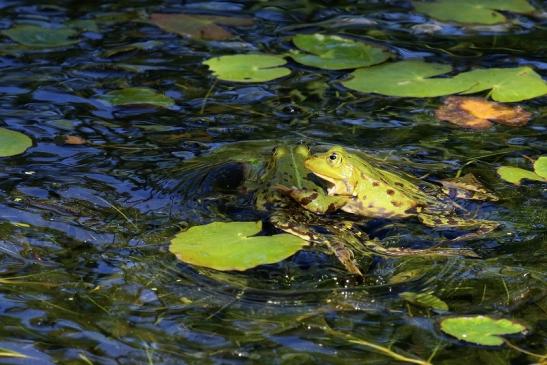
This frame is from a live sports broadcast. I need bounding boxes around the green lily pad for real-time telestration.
[169,221,308,271]
[290,34,391,70]
[0,128,32,157]
[343,60,472,97]
[440,315,526,346]
[100,87,175,107]
[400,291,449,311]
[455,67,547,102]
[497,166,546,185]
[203,54,291,83]
[413,0,535,25]
[2,25,79,47]
[533,156,547,179]
[150,13,254,41]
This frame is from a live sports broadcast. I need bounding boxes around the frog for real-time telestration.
[288,145,499,241]
[254,144,479,276]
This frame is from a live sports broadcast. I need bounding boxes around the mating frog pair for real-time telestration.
[255,144,496,276]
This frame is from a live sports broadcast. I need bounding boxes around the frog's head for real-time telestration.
[305,146,355,195]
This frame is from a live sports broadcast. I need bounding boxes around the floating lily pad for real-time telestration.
[343,60,471,97]
[290,34,391,70]
[203,54,291,82]
[100,87,174,107]
[533,156,547,179]
[2,25,79,47]
[440,316,526,346]
[400,291,449,311]
[413,0,535,25]
[150,13,254,40]
[0,127,32,157]
[497,166,546,185]
[455,67,547,102]
[169,221,308,271]
[436,96,531,129]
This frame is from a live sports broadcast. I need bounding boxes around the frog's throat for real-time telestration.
[313,172,354,195]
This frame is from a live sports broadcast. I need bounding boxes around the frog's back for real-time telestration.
[347,153,447,218]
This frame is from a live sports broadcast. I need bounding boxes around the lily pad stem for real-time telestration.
[322,326,432,365]
[200,79,217,115]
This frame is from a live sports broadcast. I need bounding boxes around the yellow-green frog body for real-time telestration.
[296,146,499,238]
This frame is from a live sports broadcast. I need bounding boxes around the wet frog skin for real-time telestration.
[255,145,479,276]
[293,145,499,241]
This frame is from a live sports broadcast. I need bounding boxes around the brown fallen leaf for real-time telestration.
[150,13,254,41]
[436,96,531,129]
[64,135,87,145]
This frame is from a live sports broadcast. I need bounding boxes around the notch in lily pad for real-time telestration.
[290,34,392,70]
[343,60,472,97]
[99,87,175,107]
[497,156,547,185]
[440,315,527,346]
[169,221,308,271]
[203,54,291,82]
[454,67,547,102]
[413,0,536,25]
[0,127,32,157]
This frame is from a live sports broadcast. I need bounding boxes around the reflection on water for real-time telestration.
[0,0,545,363]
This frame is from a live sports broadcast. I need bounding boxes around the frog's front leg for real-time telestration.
[284,186,351,214]
[418,213,499,241]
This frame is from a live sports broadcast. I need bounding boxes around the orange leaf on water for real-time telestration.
[435,96,531,129]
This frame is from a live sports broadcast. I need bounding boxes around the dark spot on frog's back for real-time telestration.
[391,201,402,207]
[372,181,380,187]
[299,192,318,206]
[447,217,458,225]
[394,182,404,188]
[386,189,395,195]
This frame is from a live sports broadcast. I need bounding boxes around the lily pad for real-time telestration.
[290,34,391,70]
[413,0,535,25]
[2,25,79,47]
[440,315,526,346]
[343,60,472,97]
[497,166,546,185]
[150,13,254,40]
[455,67,547,102]
[533,156,547,179]
[203,54,291,83]
[169,221,308,271]
[0,127,32,157]
[400,291,449,311]
[100,87,175,107]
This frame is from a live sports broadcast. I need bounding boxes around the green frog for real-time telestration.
[255,144,479,276]
[289,145,499,241]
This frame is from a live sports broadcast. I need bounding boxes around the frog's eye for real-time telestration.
[329,153,338,161]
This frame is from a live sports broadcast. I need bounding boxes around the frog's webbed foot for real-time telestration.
[322,236,363,276]
[418,214,499,242]
[360,238,479,258]
[440,173,499,202]
[281,186,350,214]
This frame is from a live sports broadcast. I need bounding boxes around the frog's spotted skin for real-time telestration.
[254,145,479,276]
[298,145,499,241]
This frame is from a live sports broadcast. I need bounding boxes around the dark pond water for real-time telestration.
[0,1,546,364]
